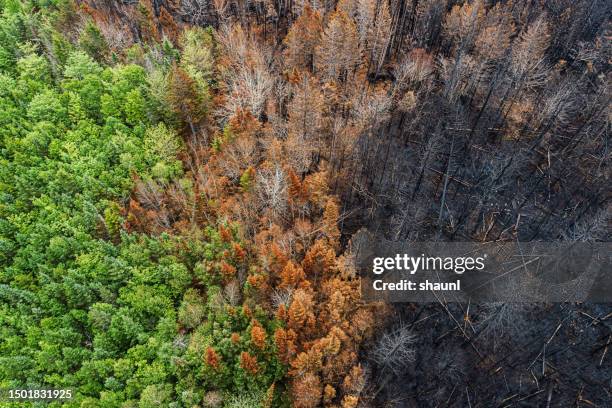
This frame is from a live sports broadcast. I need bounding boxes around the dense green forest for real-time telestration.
[0,0,609,407]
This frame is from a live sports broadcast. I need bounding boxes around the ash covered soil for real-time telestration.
[366,302,611,407]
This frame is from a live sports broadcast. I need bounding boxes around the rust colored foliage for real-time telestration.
[283,5,323,71]
[323,384,336,403]
[287,289,316,333]
[250,320,267,349]
[219,261,237,279]
[290,348,323,377]
[242,304,253,319]
[232,242,246,260]
[292,372,322,408]
[228,108,261,138]
[167,65,207,136]
[341,395,359,408]
[159,6,180,43]
[302,239,337,278]
[219,224,233,242]
[205,347,220,369]
[240,351,259,375]
[287,168,309,203]
[279,260,305,289]
[276,304,287,321]
[342,365,365,395]
[274,327,297,364]
[322,198,341,249]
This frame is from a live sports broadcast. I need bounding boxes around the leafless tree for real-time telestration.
[134,179,162,208]
[98,21,132,50]
[218,133,259,180]
[216,24,275,121]
[393,49,434,94]
[224,279,242,306]
[476,301,532,350]
[181,0,211,26]
[510,16,551,89]
[256,165,288,221]
[371,323,416,376]
[271,287,293,310]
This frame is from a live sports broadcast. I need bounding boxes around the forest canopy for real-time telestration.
[0,0,609,407]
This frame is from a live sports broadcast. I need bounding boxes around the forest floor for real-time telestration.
[367,302,611,407]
